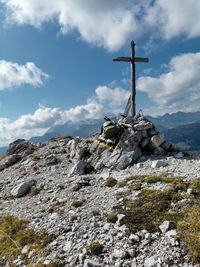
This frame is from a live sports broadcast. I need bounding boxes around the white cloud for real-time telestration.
[137,52,200,116]
[1,0,145,52]
[1,0,200,51]
[0,84,129,146]
[0,60,48,90]
[0,106,64,146]
[95,85,129,108]
[150,0,200,40]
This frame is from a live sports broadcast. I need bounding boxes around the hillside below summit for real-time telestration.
[0,115,200,266]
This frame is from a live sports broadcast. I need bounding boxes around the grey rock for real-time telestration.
[137,162,143,168]
[151,160,168,168]
[83,259,101,267]
[159,220,170,234]
[5,154,21,167]
[161,141,171,151]
[113,249,124,258]
[153,146,165,155]
[174,152,184,159]
[187,188,193,194]
[63,241,72,252]
[147,128,158,137]
[134,121,153,131]
[129,234,140,243]
[140,137,150,149]
[127,248,136,258]
[11,180,36,197]
[141,130,148,138]
[117,150,139,170]
[144,256,157,267]
[70,160,87,175]
[45,155,59,165]
[7,139,35,156]
[149,133,165,149]
[21,245,29,254]
[165,229,177,239]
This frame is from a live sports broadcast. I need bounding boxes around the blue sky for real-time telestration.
[0,0,200,146]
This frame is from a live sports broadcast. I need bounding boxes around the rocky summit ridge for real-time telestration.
[0,115,200,266]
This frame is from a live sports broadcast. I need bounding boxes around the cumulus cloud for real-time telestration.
[0,60,48,90]
[148,0,200,40]
[137,52,200,116]
[0,106,64,146]
[1,0,200,51]
[95,85,130,108]
[0,85,129,146]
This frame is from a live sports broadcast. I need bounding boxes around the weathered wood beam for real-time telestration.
[134,57,149,63]
[112,57,131,62]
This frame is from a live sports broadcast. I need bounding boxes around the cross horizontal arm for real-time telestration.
[112,57,131,62]
[134,57,149,63]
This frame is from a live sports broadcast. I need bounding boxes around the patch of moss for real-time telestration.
[145,174,181,185]
[122,250,132,260]
[48,207,54,213]
[72,183,82,192]
[114,188,184,233]
[116,190,131,200]
[31,155,40,161]
[118,181,127,187]
[32,166,38,171]
[89,241,103,255]
[0,215,54,265]
[72,200,84,208]
[50,145,59,149]
[28,187,40,197]
[92,210,100,216]
[70,215,77,222]
[130,182,142,191]
[106,213,118,223]
[104,177,117,187]
[190,179,200,194]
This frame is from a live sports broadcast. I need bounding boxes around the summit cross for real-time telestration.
[113,40,149,118]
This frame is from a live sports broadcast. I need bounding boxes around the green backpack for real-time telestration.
[102,121,121,138]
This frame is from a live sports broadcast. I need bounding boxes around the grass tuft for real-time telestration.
[104,177,117,187]
[89,241,103,255]
[72,200,84,208]
[106,213,118,223]
[0,215,54,265]
[72,183,82,192]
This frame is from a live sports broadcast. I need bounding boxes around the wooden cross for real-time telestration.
[113,40,149,118]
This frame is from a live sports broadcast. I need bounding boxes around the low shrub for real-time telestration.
[89,241,103,255]
[72,200,84,208]
[106,213,118,223]
[104,177,117,187]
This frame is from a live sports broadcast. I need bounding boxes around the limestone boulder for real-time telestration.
[70,160,87,175]
[11,180,36,197]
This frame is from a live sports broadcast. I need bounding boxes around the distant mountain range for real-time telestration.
[0,111,200,155]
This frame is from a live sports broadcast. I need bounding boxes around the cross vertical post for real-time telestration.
[112,40,149,118]
[131,40,136,117]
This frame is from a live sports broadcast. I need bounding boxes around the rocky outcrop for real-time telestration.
[7,139,36,156]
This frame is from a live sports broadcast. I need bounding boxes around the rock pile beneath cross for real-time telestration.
[2,114,179,175]
[90,114,178,171]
